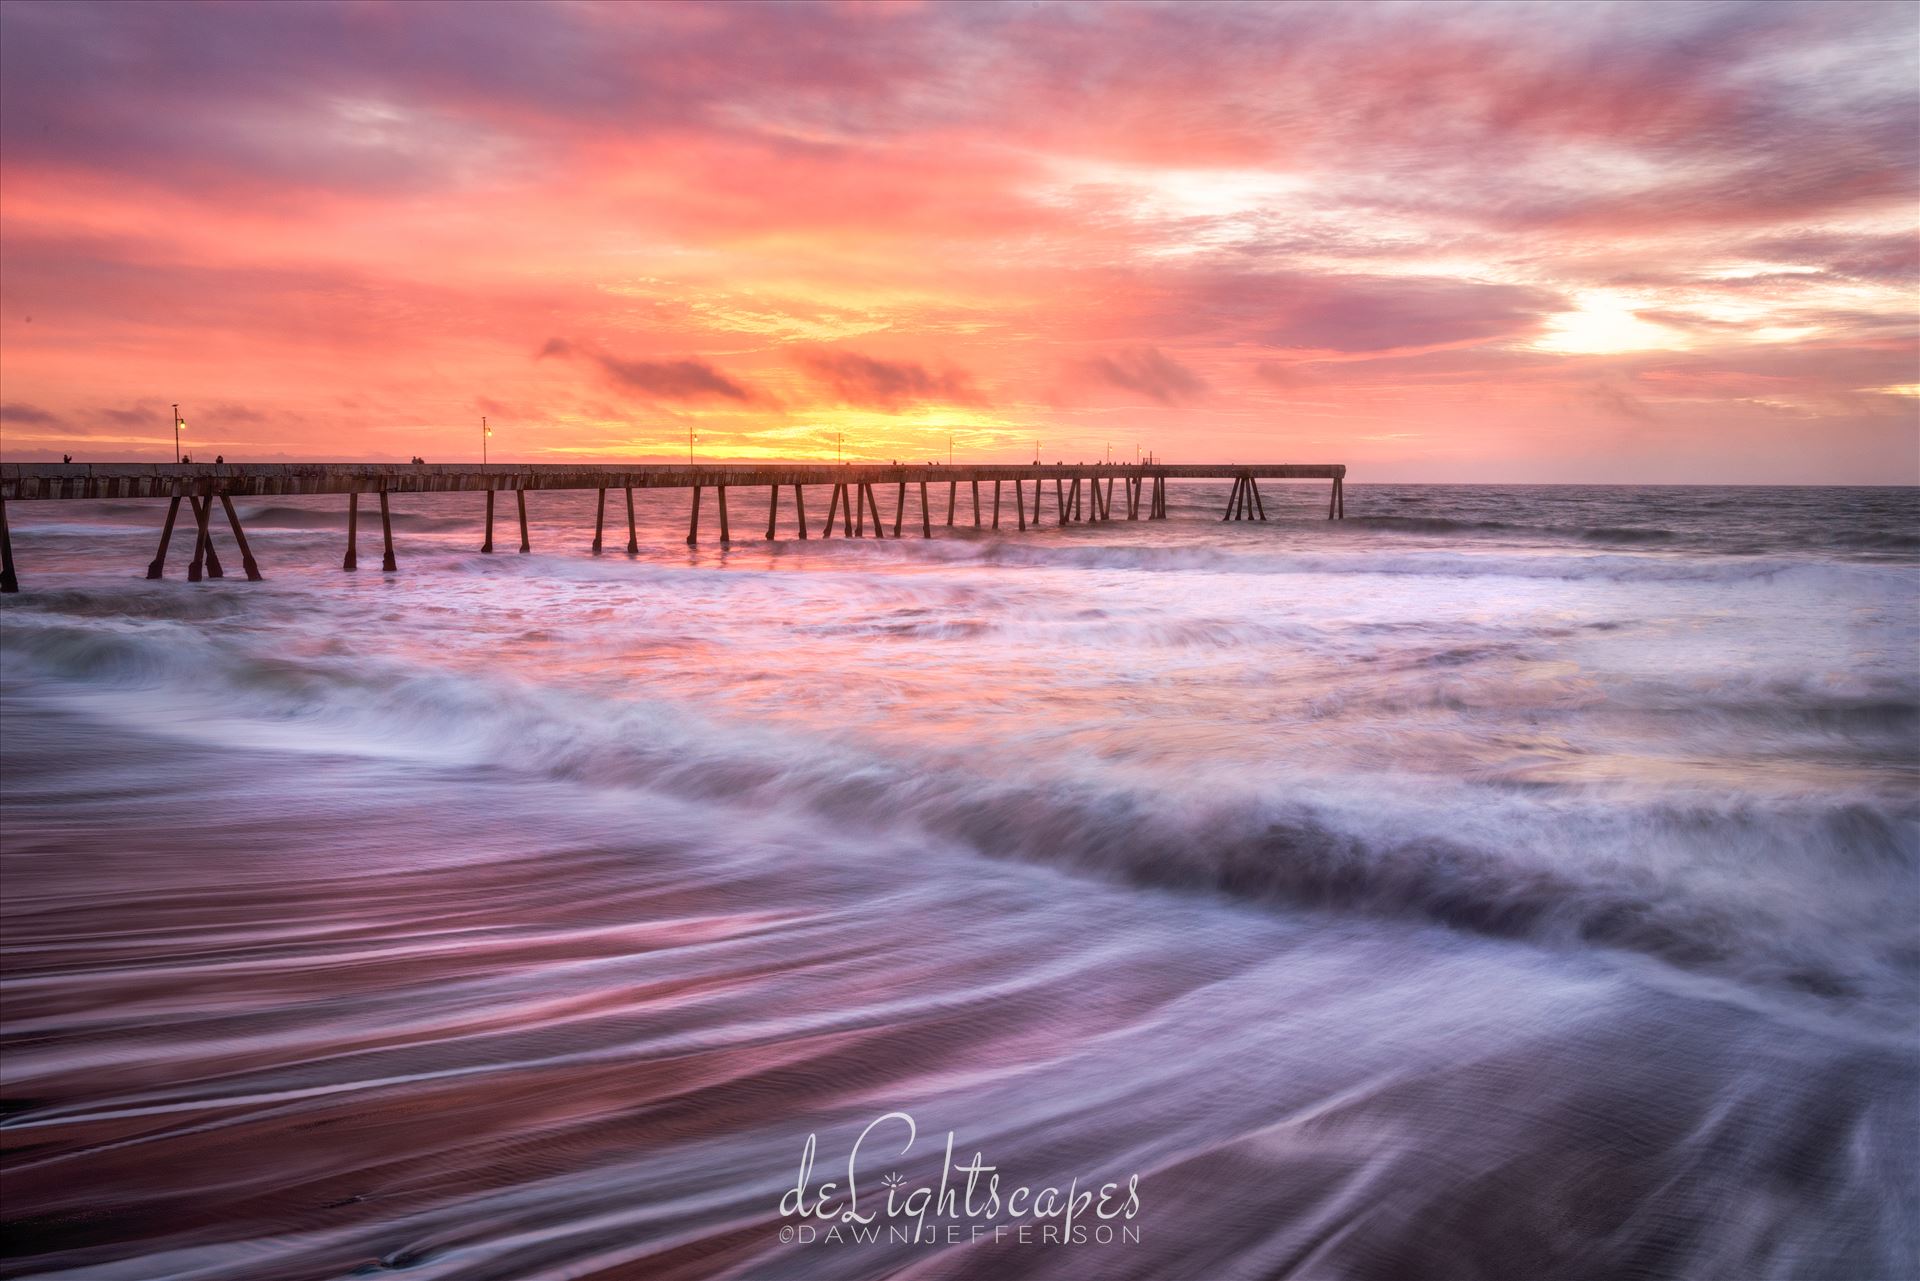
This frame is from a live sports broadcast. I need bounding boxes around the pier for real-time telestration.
[0,462,1346,591]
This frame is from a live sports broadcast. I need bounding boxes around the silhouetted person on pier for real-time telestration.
[214,455,224,464]
[62,454,71,463]
[181,453,192,463]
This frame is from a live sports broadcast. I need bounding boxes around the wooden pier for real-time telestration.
[0,462,1346,591]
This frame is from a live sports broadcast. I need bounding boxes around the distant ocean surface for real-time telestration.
[3,482,1916,1280]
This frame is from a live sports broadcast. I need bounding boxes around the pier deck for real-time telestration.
[0,461,1347,591]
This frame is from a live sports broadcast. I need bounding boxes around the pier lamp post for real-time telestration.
[482,416,490,464]
[172,404,184,463]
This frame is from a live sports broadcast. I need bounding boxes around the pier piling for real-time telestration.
[821,484,840,539]
[147,495,182,578]
[379,489,397,572]
[516,489,530,553]
[343,493,359,570]
[626,488,639,553]
[592,487,606,554]
[219,496,262,579]
[687,485,702,545]
[481,489,495,554]
[0,498,14,593]
[187,493,212,582]
[191,498,225,577]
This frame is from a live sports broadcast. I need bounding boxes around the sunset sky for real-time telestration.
[1,0,1914,481]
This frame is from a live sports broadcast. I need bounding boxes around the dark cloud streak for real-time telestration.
[792,350,986,410]
[539,338,755,403]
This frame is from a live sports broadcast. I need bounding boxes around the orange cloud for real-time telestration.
[0,1,1912,480]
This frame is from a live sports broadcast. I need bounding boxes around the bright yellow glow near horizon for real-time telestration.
[1534,293,1686,355]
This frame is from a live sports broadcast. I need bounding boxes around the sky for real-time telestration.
[0,0,1915,481]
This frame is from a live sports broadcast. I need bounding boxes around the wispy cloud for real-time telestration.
[539,339,756,403]
[1073,347,1206,406]
[0,1,1911,477]
[792,349,986,411]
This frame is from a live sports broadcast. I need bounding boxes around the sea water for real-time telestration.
[2,482,1915,1279]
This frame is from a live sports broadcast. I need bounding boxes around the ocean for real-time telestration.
[2,481,1916,1280]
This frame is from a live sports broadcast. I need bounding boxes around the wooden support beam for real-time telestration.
[517,488,530,552]
[1070,476,1082,522]
[920,480,932,537]
[148,495,182,578]
[625,488,640,553]
[992,479,1002,529]
[946,479,957,527]
[204,499,226,576]
[1015,477,1026,530]
[481,489,495,553]
[219,495,263,579]
[717,485,731,543]
[1328,478,1337,520]
[842,482,855,536]
[1223,476,1242,521]
[343,493,359,570]
[893,481,906,537]
[187,492,212,581]
[864,482,886,537]
[1250,477,1267,521]
[1337,476,1346,519]
[688,485,703,545]
[853,483,866,536]
[767,484,779,540]
[0,497,14,593]
[190,497,225,577]
[821,483,840,539]
[1033,475,1044,525]
[592,487,606,553]
[971,479,981,527]
[793,484,809,539]
[379,488,397,572]
[1056,477,1067,525]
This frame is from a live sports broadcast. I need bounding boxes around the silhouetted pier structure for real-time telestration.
[0,462,1347,591]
